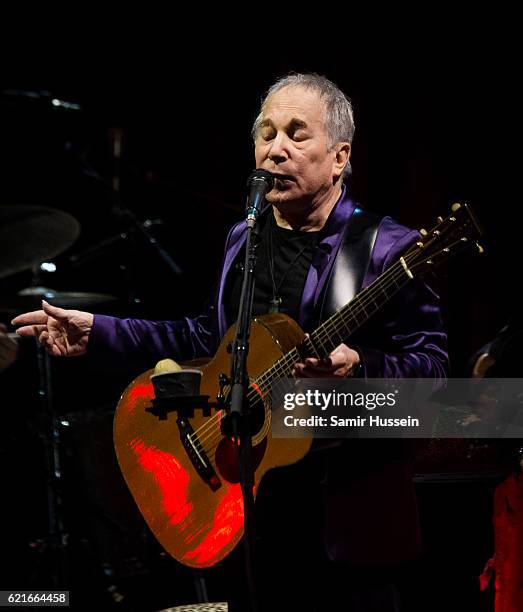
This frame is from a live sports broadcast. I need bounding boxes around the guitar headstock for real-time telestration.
[406,203,484,275]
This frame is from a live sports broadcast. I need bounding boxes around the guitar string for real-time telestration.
[190,250,421,455]
[193,223,463,446]
[251,234,467,389]
[313,235,468,352]
[189,236,462,456]
[190,245,431,454]
[199,273,412,458]
[193,260,414,456]
[190,343,305,451]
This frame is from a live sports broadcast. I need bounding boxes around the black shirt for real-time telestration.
[225,212,319,326]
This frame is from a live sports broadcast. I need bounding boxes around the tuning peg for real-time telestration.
[420,228,428,236]
[451,203,462,212]
[476,242,484,254]
[437,216,444,224]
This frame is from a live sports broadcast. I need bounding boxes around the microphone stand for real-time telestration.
[225,215,262,612]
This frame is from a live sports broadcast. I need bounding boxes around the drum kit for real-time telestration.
[0,204,125,586]
[0,205,221,608]
[0,89,189,606]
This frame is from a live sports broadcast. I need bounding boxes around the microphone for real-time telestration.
[245,169,274,227]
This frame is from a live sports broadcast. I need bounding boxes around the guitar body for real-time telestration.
[113,313,312,568]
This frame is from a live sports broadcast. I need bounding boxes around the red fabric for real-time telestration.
[492,474,523,612]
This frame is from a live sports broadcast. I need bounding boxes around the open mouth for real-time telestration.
[273,174,294,183]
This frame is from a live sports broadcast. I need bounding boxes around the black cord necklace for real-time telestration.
[267,214,316,314]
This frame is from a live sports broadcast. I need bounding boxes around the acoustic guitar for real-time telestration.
[113,203,482,568]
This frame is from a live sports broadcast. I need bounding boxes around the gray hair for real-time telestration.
[252,73,355,177]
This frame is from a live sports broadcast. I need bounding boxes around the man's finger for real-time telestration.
[15,324,46,338]
[305,357,335,371]
[38,331,64,357]
[41,333,63,357]
[48,343,63,357]
[42,300,69,320]
[297,365,342,378]
[34,325,47,339]
[295,363,313,378]
[11,310,48,326]
[305,357,319,367]
[326,352,347,368]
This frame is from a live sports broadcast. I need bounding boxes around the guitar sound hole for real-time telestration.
[214,393,268,483]
[214,436,267,484]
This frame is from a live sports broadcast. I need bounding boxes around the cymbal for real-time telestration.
[0,287,117,313]
[2,89,83,112]
[0,205,80,280]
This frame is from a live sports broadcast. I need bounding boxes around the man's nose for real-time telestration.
[267,133,289,163]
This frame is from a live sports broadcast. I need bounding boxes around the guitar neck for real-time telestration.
[310,256,412,357]
[254,256,413,395]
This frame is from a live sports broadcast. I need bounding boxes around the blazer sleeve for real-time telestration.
[88,305,221,371]
[353,218,449,379]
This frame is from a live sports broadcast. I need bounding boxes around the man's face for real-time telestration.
[254,85,344,211]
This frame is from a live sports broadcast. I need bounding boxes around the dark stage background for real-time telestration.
[0,41,519,611]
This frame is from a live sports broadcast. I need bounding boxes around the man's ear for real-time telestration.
[333,143,351,179]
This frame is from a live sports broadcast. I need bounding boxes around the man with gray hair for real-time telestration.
[13,73,447,610]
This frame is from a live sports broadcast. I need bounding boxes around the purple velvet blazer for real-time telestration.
[89,188,448,379]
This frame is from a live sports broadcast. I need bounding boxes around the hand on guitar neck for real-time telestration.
[293,339,361,378]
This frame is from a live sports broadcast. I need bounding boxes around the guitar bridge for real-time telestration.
[177,416,221,491]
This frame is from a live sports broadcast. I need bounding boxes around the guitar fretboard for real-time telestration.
[252,258,412,397]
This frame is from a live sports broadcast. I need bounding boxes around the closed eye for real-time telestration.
[259,126,276,141]
[291,128,308,141]
[288,119,309,141]
[257,118,310,143]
